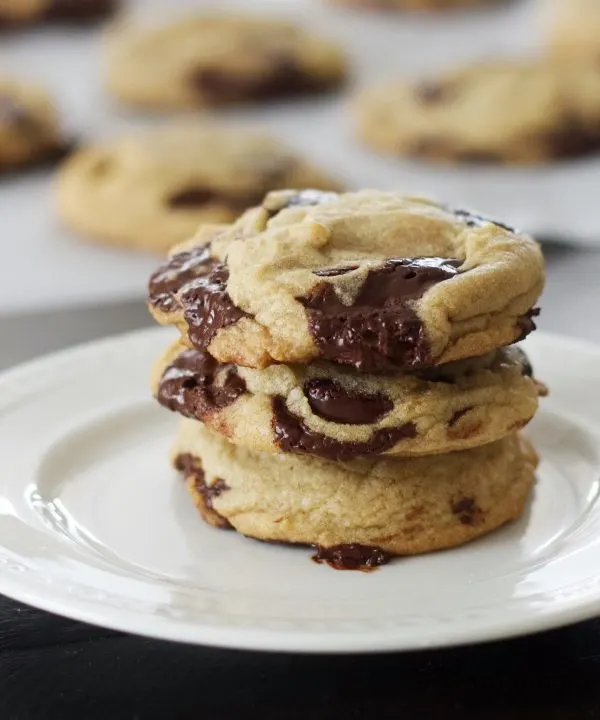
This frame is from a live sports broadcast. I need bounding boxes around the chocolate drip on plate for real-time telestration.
[312,544,391,571]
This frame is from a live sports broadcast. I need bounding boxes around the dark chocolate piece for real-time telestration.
[174,454,232,529]
[448,406,473,428]
[452,208,515,233]
[272,396,416,461]
[44,0,117,22]
[451,497,482,526]
[299,257,461,372]
[312,544,391,571]
[304,377,392,425]
[313,264,359,278]
[192,57,337,104]
[515,307,540,343]
[179,263,248,350]
[513,347,533,378]
[148,242,248,347]
[167,187,265,213]
[148,244,213,313]
[157,348,246,419]
[415,81,455,104]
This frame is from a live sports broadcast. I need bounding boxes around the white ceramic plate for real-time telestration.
[0,327,599,653]
[1,0,597,315]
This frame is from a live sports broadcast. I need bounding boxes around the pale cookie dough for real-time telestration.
[546,0,600,64]
[355,61,600,164]
[56,127,341,253]
[148,190,544,372]
[0,79,71,173]
[105,15,346,111]
[0,0,116,27]
[172,420,538,557]
[154,342,544,460]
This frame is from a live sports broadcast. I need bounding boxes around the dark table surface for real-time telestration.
[1,243,600,720]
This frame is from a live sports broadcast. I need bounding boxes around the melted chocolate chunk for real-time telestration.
[193,57,335,104]
[44,0,117,22]
[148,244,213,313]
[304,377,392,425]
[542,116,600,159]
[515,307,540,343]
[174,453,203,476]
[264,189,339,219]
[272,396,415,461]
[148,243,248,346]
[299,257,461,372]
[157,348,246,419]
[448,406,473,428]
[312,544,391,571]
[180,263,248,350]
[167,187,265,213]
[415,81,455,104]
[174,454,232,529]
[453,208,515,233]
[313,264,359,278]
[451,497,482,526]
[514,347,533,378]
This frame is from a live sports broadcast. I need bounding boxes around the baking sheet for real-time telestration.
[0,0,594,314]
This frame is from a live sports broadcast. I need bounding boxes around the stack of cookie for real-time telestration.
[147,190,545,570]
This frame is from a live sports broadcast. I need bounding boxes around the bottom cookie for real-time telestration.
[171,419,537,562]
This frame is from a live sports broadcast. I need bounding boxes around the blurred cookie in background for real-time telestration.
[546,0,600,64]
[0,79,72,173]
[104,15,347,111]
[327,0,497,10]
[355,61,600,164]
[0,0,118,28]
[56,125,343,253]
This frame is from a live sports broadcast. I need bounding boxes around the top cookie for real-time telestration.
[0,79,70,173]
[105,15,346,110]
[356,61,600,164]
[148,189,544,372]
[546,0,600,64]
[0,0,117,27]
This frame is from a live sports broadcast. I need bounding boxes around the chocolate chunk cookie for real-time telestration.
[0,0,117,28]
[356,61,600,164]
[105,15,346,111]
[0,80,71,173]
[173,419,538,557]
[56,126,341,252]
[148,190,544,371]
[153,341,543,459]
